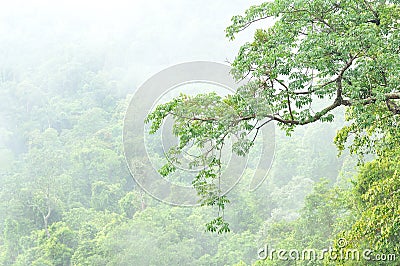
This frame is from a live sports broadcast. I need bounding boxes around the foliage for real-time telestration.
[146,0,400,232]
[337,148,400,263]
[0,0,399,265]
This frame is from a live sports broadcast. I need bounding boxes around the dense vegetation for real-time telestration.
[1,0,399,265]
[147,0,399,264]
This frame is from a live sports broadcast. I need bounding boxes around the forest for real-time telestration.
[0,0,399,265]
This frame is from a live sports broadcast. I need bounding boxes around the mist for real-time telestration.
[0,1,369,266]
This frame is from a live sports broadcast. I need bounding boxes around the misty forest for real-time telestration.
[0,1,399,265]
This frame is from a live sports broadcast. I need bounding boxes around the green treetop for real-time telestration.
[146,0,400,233]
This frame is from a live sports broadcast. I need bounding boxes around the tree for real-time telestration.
[146,0,400,232]
[338,148,400,261]
[24,128,70,238]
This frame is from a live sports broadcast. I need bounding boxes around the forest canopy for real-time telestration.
[146,0,400,256]
[0,0,398,265]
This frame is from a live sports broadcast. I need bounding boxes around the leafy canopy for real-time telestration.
[146,0,400,232]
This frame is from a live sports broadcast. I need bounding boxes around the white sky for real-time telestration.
[0,0,268,85]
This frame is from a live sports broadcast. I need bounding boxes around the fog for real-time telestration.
[0,1,359,265]
[0,0,265,85]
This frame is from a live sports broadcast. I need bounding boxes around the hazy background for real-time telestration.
[0,0,265,88]
[0,1,352,265]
